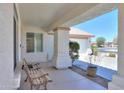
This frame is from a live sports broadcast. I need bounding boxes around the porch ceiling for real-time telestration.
[18,3,117,31]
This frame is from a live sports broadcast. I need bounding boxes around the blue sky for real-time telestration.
[73,9,118,42]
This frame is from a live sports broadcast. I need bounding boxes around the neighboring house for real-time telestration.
[21,27,94,63]
[69,27,94,60]
[91,42,97,47]
[91,41,118,48]
[104,42,118,48]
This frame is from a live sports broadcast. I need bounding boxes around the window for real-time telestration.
[26,33,43,53]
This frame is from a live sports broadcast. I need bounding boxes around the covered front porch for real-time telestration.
[0,3,124,90]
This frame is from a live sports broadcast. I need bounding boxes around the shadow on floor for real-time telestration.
[70,60,117,88]
[70,65,110,88]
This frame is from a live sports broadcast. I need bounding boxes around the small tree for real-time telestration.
[69,41,80,63]
[96,37,106,47]
[91,45,98,62]
[91,45,98,56]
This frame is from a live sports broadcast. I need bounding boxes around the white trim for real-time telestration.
[13,3,22,89]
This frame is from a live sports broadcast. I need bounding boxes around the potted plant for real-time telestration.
[86,47,97,77]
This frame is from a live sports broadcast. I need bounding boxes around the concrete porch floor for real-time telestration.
[19,62,106,90]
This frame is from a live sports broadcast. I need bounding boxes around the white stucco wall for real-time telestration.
[70,38,90,61]
[46,34,54,61]
[21,27,91,63]
[21,26,48,63]
[70,38,90,53]
[45,35,90,62]
[0,4,15,89]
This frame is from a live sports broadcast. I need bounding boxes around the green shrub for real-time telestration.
[69,41,80,63]
[109,53,116,57]
[91,45,98,56]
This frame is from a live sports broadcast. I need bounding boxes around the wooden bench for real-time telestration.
[22,59,52,90]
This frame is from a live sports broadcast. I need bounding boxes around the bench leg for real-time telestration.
[44,85,47,90]
[25,76,28,82]
[44,82,47,90]
[30,84,33,90]
[36,85,40,90]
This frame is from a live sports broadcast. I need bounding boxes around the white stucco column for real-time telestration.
[0,4,15,89]
[53,27,72,69]
[108,4,124,89]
